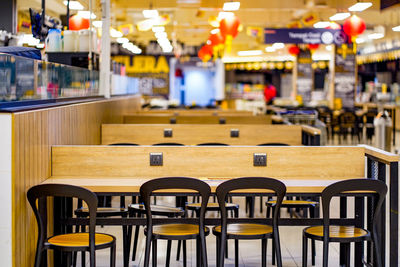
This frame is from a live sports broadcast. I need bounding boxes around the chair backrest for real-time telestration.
[340,112,356,127]
[109,143,139,146]
[152,142,185,146]
[257,143,290,146]
[27,184,98,253]
[196,142,229,146]
[321,179,387,238]
[140,177,211,233]
[215,177,286,229]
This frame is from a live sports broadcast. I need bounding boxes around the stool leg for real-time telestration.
[183,240,187,267]
[309,207,316,266]
[152,239,158,267]
[122,214,129,267]
[322,239,329,267]
[344,243,350,267]
[176,240,181,261]
[143,234,151,267]
[166,240,172,267]
[216,236,220,267]
[235,240,239,267]
[196,238,201,267]
[111,242,116,267]
[262,239,267,267]
[260,196,263,213]
[302,235,308,267]
[272,237,276,265]
[81,224,86,266]
[132,225,140,261]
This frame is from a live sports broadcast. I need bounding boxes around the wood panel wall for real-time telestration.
[12,96,141,267]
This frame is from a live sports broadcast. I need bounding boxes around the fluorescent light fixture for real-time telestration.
[272,43,284,49]
[325,45,333,51]
[218,11,234,20]
[329,12,350,21]
[237,50,262,56]
[152,26,165,32]
[348,2,372,12]
[368,33,384,40]
[92,21,102,28]
[355,37,365,44]
[116,37,129,44]
[312,54,331,61]
[313,21,331,28]
[265,46,276,52]
[77,11,96,19]
[110,28,123,38]
[223,2,240,11]
[392,25,400,32]
[155,31,167,39]
[143,9,159,18]
[122,42,142,54]
[63,1,84,10]
[210,28,220,34]
[36,43,45,49]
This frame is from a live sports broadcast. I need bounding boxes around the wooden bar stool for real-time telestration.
[213,177,286,267]
[27,184,116,267]
[302,179,387,267]
[128,203,186,266]
[140,177,211,267]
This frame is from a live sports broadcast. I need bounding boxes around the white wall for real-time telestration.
[0,114,12,267]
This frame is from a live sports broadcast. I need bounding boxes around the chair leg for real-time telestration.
[274,230,283,267]
[302,235,308,267]
[122,224,129,267]
[143,235,152,267]
[261,239,267,267]
[272,237,276,265]
[311,239,316,266]
[344,243,350,267]
[110,243,116,267]
[34,243,44,267]
[235,239,239,267]
[81,225,86,266]
[322,240,329,267]
[66,252,72,267]
[152,239,158,267]
[166,240,172,267]
[196,238,201,267]
[219,232,227,267]
[132,225,140,261]
[372,230,383,267]
[176,240,181,261]
[260,196,263,213]
[216,236,221,267]
[183,240,188,267]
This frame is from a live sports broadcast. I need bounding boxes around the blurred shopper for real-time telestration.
[264,82,277,105]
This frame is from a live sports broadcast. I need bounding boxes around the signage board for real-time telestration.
[335,47,355,108]
[264,28,347,45]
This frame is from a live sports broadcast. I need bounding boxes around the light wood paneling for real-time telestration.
[101,124,303,145]
[11,96,141,267]
[123,114,272,124]
[51,146,365,180]
[133,109,253,116]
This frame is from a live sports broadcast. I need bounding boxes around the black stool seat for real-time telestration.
[213,223,273,239]
[186,202,238,211]
[304,225,369,242]
[129,203,184,217]
[75,207,128,217]
[47,233,115,250]
[145,224,210,239]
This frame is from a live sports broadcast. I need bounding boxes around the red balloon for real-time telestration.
[198,45,213,61]
[288,45,300,56]
[343,15,366,37]
[219,15,240,39]
[307,44,320,51]
[69,15,90,30]
[207,31,225,47]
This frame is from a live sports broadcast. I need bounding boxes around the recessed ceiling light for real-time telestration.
[155,32,167,39]
[63,1,84,10]
[152,26,165,32]
[355,37,366,44]
[237,50,262,56]
[77,11,96,19]
[272,43,284,49]
[223,2,240,11]
[392,25,400,32]
[313,21,331,28]
[210,28,220,34]
[143,9,159,18]
[348,2,372,12]
[329,12,350,21]
[265,46,275,52]
[110,28,123,38]
[218,12,234,20]
[116,37,129,44]
[368,33,384,40]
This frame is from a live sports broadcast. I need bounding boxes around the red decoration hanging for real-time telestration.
[307,44,320,51]
[219,15,240,39]
[69,14,90,30]
[198,45,213,62]
[343,15,366,37]
[288,45,300,56]
[207,31,225,47]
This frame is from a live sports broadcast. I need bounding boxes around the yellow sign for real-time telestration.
[113,55,170,73]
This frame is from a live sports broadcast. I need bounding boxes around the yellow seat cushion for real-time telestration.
[305,226,368,238]
[267,200,318,205]
[152,224,208,236]
[186,202,238,208]
[214,223,272,236]
[47,233,114,247]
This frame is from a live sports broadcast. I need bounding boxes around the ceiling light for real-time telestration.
[355,37,366,44]
[368,33,384,40]
[223,2,240,11]
[77,11,96,19]
[393,25,400,32]
[110,28,123,38]
[210,28,220,34]
[155,31,167,39]
[143,9,159,18]
[116,37,129,44]
[237,50,262,56]
[329,12,350,21]
[313,21,331,28]
[63,1,84,10]
[325,45,333,51]
[265,46,275,52]
[92,21,102,28]
[272,43,284,49]
[36,43,45,49]
[348,2,372,12]
[152,26,165,32]
[218,12,234,20]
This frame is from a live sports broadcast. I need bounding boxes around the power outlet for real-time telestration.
[150,153,163,166]
[230,129,239,138]
[219,118,226,124]
[170,118,177,124]
[164,129,173,137]
[253,153,267,166]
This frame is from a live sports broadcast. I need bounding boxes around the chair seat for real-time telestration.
[304,226,369,241]
[266,199,318,208]
[46,233,115,249]
[75,207,128,217]
[128,204,184,217]
[213,223,273,239]
[186,202,239,211]
[145,224,210,239]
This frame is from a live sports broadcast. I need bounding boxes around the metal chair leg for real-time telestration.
[176,240,181,261]
[152,239,158,267]
[261,239,267,267]
[302,235,308,267]
[322,239,329,267]
[132,225,140,261]
[235,239,239,267]
[143,234,152,267]
[166,240,172,267]
[183,240,187,267]
[110,242,116,267]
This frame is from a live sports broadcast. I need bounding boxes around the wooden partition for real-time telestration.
[11,96,141,267]
[123,114,272,124]
[134,109,253,116]
[101,124,304,145]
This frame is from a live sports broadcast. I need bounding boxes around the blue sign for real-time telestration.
[264,28,347,45]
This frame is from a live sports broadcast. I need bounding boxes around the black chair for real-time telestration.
[108,143,139,146]
[141,177,211,267]
[152,142,185,146]
[302,179,387,267]
[196,142,229,146]
[27,184,116,267]
[213,177,286,267]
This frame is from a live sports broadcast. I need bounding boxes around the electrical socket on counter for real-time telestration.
[150,152,163,166]
[253,153,267,166]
